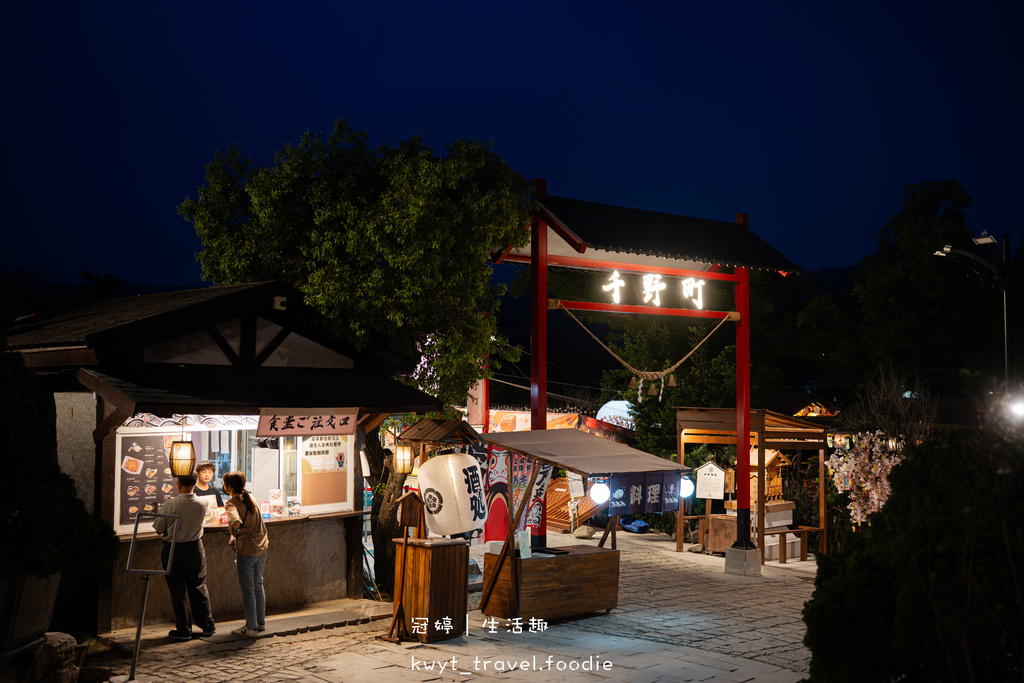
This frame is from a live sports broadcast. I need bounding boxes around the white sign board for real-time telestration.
[567,472,585,498]
[695,462,726,500]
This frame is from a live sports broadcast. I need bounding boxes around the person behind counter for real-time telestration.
[222,471,269,637]
[194,461,224,507]
[152,473,216,641]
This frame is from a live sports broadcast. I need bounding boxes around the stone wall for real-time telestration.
[110,516,350,630]
[54,392,96,514]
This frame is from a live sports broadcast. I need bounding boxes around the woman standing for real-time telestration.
[222,471,269,637]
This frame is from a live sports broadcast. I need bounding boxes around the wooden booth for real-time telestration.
[677,407,828,563]
[5,282,442,633]
[478,429,688,621]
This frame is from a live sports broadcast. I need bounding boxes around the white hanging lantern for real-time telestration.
[417,453,487,536]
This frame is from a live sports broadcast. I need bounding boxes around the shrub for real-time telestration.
[802,429,1024,682]
[0,346,120,580]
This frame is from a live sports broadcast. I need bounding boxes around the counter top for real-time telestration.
[118,508,369,542]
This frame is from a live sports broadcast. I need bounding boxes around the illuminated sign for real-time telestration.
[597,271,709,310]
[257,408,357,437]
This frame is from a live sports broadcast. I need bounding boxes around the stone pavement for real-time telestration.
[86,531,815,682]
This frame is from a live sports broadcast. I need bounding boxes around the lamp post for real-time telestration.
[934,233,1013,395]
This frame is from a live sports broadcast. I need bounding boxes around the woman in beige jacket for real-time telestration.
[222,471,269,636]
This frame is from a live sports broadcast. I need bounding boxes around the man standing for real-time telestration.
[153,472,216,641]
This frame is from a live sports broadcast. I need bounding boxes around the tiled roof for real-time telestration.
[80,366,441,415]
[5,282,273,350]
[539,195,800,272]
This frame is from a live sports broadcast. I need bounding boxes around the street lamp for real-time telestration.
[934,232,1013,395]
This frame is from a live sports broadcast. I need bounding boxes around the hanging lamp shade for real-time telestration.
[417,453,487,536]
[168,441,196,477]
[394,444,415,474]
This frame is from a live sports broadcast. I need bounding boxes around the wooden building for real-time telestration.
[5,281,440,633]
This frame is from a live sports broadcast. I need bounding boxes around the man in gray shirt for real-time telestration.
[153,472,216,641]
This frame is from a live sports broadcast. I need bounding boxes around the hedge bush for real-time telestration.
[802,429,1024,682]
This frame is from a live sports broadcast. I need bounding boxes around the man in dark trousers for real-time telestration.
[153,472,216,640]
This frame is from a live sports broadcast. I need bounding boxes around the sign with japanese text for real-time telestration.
[596,269,718,310]
[608,471,681,515]
[257,408,356,437]
[695,462,726,500]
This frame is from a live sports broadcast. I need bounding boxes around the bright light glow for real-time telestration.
[394,444,414,474]
[681,277,705,309]
[680,477,695,498]
[589,482,610,504]
[642,273,667,306]
[602,270,625,304]
[1012,401,1024,417]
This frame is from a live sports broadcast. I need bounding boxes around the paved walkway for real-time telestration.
[86,531,815,682]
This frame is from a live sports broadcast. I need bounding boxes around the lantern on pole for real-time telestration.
[416,453,487,536]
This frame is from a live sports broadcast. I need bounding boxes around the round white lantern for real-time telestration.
[417,453,488,536]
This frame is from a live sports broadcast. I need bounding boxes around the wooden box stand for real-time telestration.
[482,545,619,621]
[392,538,468,642]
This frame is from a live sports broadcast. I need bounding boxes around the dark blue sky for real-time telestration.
[4,1,1022,288]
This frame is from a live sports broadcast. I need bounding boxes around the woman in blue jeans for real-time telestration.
[222,471,269,637]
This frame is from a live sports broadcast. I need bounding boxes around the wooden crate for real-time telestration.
[482,545,619,621]
[707,514,741,554]
[393,538,468,642]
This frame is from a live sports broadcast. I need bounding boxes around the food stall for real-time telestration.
[6,281,442,632]
[477,429,688,620]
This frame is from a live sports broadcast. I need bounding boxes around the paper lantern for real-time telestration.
[394,444,414,474]
[168,441,196,477]
[417,453,487,536]
[589,482,610,504]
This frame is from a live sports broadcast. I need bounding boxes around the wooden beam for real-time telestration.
[535,202,587,254]
[92,408,128,444]
[77,369,136,418]
[20,348,98,368]
[357,413,388,434]
[205,326,241,366]
[255,326,292,366]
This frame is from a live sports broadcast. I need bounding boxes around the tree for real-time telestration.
[77,271,126,300]
[851,180,993,391]
[179,119,532,590]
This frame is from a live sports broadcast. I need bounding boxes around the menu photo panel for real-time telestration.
[118,433,180,531]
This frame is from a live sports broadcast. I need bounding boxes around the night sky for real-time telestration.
[4,2,1022,290]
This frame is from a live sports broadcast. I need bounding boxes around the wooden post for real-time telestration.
[819,446,827,554]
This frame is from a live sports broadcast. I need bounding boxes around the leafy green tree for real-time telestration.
[179,119,531,590]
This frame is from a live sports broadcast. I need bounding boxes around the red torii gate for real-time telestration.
[493,179,796,570]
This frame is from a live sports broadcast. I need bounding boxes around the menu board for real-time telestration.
[119,434,179,526]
